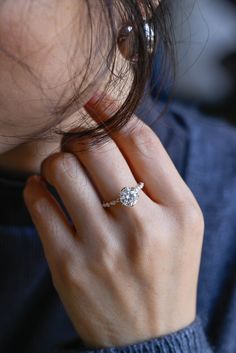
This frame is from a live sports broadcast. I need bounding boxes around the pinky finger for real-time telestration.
[22,175,76,275]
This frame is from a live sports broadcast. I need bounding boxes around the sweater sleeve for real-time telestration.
[51,316,214,353]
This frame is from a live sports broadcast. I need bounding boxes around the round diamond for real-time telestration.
[119,187,139,207]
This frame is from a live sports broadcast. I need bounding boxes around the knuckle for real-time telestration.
[130,209,150,236]
[130,123,160,150]
[127,205,157,249]
[41,152,64,177]
[41,152,77,182]
[92,230,123,274]
[98,234,121,264]
[31,197,46,215]
[179,200,205,235]
[99,248,117,271]
[89,245,119,278]
[191,205,205,232]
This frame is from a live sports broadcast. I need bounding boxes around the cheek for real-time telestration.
[0,0,110,136]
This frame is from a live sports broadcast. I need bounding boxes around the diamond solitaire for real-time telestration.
[120,187,139,207]
[102,182,144,208]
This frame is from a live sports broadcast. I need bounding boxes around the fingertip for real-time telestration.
[25,174,41,184]
[84,92,119,123]
[85,91,105,107]
[23,175,48,206]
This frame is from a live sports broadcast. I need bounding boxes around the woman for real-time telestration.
[0,1,235,352]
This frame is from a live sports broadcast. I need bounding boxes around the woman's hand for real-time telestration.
[23,94,205,349]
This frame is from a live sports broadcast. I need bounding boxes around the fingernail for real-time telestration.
[26,175,46,186]
[62,154,78,179]
[86,91,104,106]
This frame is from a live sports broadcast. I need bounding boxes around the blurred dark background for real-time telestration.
[151,0,236,125]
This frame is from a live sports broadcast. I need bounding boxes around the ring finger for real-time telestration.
[60,131,152,218]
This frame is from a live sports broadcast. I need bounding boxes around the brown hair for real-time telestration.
[1,0,175,149]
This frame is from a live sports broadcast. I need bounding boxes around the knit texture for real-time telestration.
[0,94,235,352]
[52,317,212,353]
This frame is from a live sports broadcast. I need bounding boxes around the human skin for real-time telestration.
[0,0,205,349]
[0,0,126,174]
[23,93,205,347]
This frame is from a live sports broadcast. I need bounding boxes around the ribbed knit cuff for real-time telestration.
[52,316,213,353]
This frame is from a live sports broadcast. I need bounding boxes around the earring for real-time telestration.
[117,20,155,63]
[143,21,155,54]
